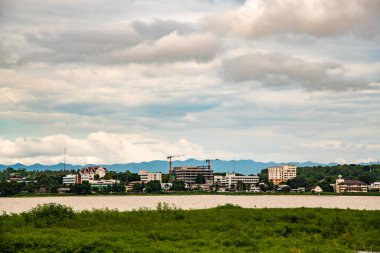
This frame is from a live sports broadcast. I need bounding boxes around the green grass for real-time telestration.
[1,203,379,253]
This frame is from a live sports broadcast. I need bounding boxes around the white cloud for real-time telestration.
[206,0,380,38]
[0,132,209,165]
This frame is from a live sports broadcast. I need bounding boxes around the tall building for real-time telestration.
[268,165,297,185]
[138,170,162,183]
[172,166,214,185]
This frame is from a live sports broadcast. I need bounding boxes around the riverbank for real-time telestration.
[1,195,380,214]
[1,204,379,253]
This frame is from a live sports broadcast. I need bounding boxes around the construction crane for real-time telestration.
[205,159,219,170]
[167,155,183,182]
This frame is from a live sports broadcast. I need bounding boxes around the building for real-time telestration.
[172,166,214,185]
[335,175,367,193]
[89,179,119,190]
[268,164,297,185]
[126,181,142,192]
[138,170,162,183]
[79,166,108,180]
[369,182,380,192]
[62,174,90,185]
[311,186,323,193]
[214,173,259,189]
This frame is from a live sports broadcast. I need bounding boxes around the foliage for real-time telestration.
[21,203,75,227]
[1,206,379,252]
[287,176,308,189]
[71,182,91,194]
[0,181,22,196]
[132,182,144,192]
[171,180,186,191]
[259,164,380,189]
[145,180,162,193]
[195,174,206,184]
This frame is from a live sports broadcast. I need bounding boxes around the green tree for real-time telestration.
[287,177,308,189]
[132,183,144,192]
[145,180,162,193]
[127,173,141,182]
[195,174,206,184]
[71,182,91,195]
[0,181,21,196]
[172,180,186,191]
[112,183,125,192]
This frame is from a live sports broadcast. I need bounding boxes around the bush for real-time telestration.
[22,203,75,227]
[215,203,243,209]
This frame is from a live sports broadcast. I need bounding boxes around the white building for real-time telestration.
[79,166,108,180]
[335,175,367,193]
[138,170,162,183]
[268,165,297,185]
[214,173,259,188]
[62,174,90,185]
[370,182,380,191]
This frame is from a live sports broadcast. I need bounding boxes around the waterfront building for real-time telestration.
[370,182,380,192]
[89,179,119,189]
[172,166,214,185]
[79,166,108,180]
[62,174,90,185]
[335,175,367,193]
[125,181,142,192]
[268,165,297,185]
[138,170,162,183]
[214,173,259,189]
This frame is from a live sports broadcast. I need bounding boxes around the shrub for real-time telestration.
[22,203,75,227]
[215,203,243,209]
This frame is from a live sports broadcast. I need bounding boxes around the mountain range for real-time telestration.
[0,159,338,175]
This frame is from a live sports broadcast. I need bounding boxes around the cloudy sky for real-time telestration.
[1,0,380,165]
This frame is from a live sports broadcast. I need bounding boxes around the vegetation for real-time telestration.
[0,167,140,196]
[0,203,379,252]
[259,163,380,191]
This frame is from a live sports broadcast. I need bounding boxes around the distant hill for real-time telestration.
[0,159,334,175]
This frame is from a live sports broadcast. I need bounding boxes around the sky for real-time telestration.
[0,0,380,165]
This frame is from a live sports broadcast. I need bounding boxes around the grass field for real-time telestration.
[1,203,379,253]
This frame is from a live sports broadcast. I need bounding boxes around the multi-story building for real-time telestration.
[172,166,214,185]
[214,173,259,188]
[62,174,90,185]
[370,182,380,192]
[138,170,162,183]
[125,181,142,192]
[268,165,297,185]
[335,175,367,193]
[79,166,108,179]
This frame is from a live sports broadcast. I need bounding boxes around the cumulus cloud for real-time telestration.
[222,52,371,91]
[206,0,380,38]
[0,132,208,165]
